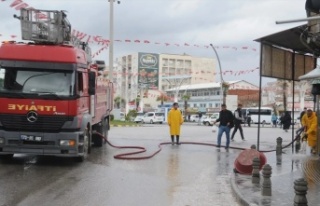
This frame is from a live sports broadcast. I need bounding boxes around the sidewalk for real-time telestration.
[231,147,320,206]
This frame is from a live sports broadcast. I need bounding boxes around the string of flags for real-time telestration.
[106,67,259,77]
[91,45,108,58]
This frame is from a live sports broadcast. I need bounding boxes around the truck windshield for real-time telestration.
[0,67,75,97]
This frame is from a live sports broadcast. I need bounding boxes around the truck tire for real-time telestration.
[76,127,90,162]
[0,154,14,159]
[93,118,108,147]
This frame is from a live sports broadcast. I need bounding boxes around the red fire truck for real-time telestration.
[0,9,113,161]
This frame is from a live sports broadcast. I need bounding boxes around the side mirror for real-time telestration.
[88,71,96,95]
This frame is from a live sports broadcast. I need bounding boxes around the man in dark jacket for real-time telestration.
[281,111,292,132]
[214,104,234,149]
[231,104,245,141]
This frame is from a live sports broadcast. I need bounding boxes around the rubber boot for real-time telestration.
[171,136,174,145]
[176,136,180,145]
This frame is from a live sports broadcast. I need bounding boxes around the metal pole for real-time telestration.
[291,52,295,153]
[276,15,320,24]
[257,43,263,151]
[317,95,320,155]
[209,44,224,105]
[108,0,114,81]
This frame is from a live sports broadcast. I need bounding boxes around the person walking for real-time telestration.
[280,111,292,132]
[231,104,245,141]
[168,102,184,145]
[271,112,278,128]
[246,114,251,127]
[213,104,234,149]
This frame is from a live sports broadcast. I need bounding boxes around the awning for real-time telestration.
[255,24,316,55]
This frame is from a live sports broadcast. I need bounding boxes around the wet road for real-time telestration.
[0,123,294,206]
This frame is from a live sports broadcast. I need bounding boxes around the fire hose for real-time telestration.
[92,130,303,160]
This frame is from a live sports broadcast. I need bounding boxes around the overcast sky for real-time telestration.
[0,0,308,85]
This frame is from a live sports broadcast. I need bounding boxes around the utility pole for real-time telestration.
[108,0,114,82]
[108,0,120,82]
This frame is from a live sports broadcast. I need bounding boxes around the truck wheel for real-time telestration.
[0,154,14,159]
[102,118,108,140]
[76,128,90,162]
[93,118,108,147]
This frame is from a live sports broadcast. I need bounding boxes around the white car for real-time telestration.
[202,113,220,126]
[142,112,164,124]
[190,115,200,122]
[134,113,144,123]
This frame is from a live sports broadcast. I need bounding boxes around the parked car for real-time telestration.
[134,113,145,123]
[142,112,164,124]
[190,115,200,122]
[200,115,207,123]
[202,113,220,126]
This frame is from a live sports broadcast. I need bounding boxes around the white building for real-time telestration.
[166,80,259,113]
[113,52,216,112]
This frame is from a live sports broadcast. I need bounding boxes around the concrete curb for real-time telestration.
[230,174,255,206]
[110,124,142,127]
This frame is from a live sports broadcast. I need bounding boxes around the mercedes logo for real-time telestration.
[27,111,38,123]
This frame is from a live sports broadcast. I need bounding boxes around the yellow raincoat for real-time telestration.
[301,113,308,127]
[302,112,318,147]
[168,108,183,135]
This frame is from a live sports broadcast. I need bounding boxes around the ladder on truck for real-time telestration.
[14,8,71,44]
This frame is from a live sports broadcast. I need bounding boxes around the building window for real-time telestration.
[209,103,213,107]
[162,59,168,66]
[199,103,206,107]
[169,59,175,67]
[215,103,219,107]
[193,104,197,107]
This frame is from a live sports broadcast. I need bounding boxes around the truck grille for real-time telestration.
[0,114,73,132]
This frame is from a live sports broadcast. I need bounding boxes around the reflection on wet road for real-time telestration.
[0,124,261,206]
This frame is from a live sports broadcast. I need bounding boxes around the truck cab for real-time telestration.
[0,8,113,162]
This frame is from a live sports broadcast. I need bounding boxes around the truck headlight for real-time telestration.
[0,138,4,144]
[60,140,76,147]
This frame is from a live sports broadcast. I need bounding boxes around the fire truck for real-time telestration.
[0,9,113,161]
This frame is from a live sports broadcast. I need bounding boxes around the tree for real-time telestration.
[181,94,190,120]
[114,96,125,109]
[126,110,137,121]
[156,93,171,105]
[222,82,229,105]
[275,79,288,112]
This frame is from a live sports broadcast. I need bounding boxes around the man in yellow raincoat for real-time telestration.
[302,109,318,154]
[168,102,184,145]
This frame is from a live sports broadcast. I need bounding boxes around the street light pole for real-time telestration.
[108,0,120,82]
[210,44,226,105]
[108,0,114,82]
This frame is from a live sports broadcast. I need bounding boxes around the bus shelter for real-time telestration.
[254,24,317,151]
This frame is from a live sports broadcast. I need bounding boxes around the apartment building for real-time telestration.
[114,52,216,112]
